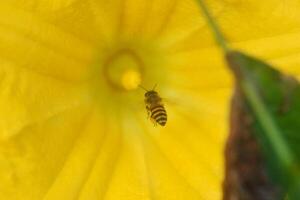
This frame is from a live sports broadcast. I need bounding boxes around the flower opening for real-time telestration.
[102,48,143,91]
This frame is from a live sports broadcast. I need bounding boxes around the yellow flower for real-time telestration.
[1,0,300,199]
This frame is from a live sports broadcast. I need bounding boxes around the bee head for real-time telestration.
[145,90,157,97]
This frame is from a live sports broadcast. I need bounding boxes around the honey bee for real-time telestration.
[140,85,167,126]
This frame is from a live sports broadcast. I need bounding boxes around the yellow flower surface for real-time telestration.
[1,0,300,199]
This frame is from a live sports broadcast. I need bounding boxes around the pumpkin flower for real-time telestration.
[1,0,300,199]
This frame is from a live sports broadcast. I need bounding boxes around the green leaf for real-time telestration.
[226,51,300,199]
[194,0,300,198]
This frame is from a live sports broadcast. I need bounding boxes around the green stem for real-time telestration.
[241,80,294,169]
[195,0,229,52]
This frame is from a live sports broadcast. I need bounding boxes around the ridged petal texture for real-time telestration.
[0,0,300,199]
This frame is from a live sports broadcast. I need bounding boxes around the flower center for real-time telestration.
[103,49,143,91]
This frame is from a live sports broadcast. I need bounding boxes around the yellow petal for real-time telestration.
[43,110,120,200]
[155,0,222,47]
[171,0,300,53]
[166,47,231,89]
[0,104,91,199]
[104,116,203,200]
[0,2,94,81]
[233,32,300,76]
[0,60,88,139]
[87,0,124,42]
[8,0,76,12]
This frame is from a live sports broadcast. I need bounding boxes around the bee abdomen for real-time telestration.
[151,106,167,126]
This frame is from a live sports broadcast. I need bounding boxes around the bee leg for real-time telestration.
[150,118,157,126]
[146,106,151,119]
[147,111,150,119]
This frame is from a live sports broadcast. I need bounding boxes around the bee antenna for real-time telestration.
[152,83,158,90]
[138,85,148,92]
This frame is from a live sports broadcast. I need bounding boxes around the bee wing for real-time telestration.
[161,97,177,106]
[162,91,206,115]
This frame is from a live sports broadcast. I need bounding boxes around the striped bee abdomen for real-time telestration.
[151,105,167,126]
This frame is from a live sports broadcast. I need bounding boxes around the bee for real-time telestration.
[139,85,167,126]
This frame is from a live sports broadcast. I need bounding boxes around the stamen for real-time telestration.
[121,69,141,90]
[103,49,144,91]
